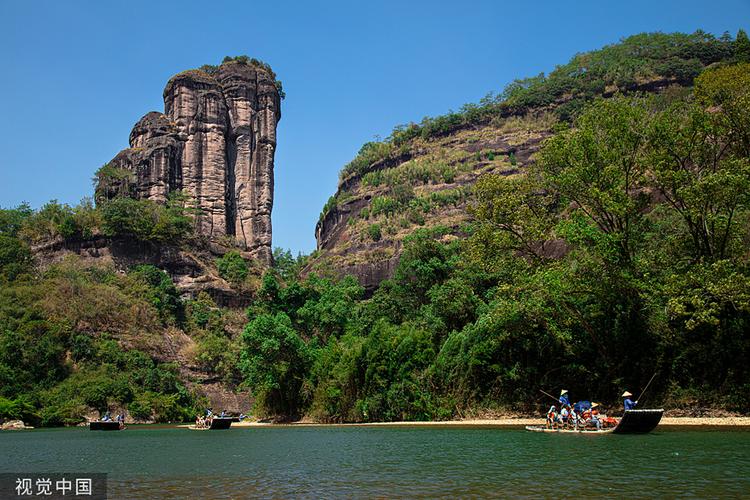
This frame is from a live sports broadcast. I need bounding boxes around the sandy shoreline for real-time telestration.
[230,416,750,427]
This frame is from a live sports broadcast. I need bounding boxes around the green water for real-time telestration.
[1,425,748,498]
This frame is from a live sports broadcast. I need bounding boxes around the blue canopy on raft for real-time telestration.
[573,401,592,413]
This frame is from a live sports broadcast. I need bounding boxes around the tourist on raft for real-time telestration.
[546,405,557,428]
[622,391,638,410]
[587,403,602,430]
[558,405,570,427]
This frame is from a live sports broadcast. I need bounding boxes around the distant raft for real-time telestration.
[89,421,124,431]
[525,426,615,434]
[189,417,234,431]
[526,409,664,434]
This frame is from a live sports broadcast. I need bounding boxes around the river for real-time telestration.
[1,425,748,498]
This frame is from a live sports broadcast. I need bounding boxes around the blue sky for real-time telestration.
[1,1,747,254]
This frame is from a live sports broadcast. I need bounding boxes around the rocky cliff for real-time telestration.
[309,115,554,292]
[101,60,281,264]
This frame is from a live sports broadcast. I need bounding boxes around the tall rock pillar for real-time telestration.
[164,70,229,238]
[103,60,281,265]
[218,63,281,264]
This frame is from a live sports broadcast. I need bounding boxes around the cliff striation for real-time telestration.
[100,60,282,263]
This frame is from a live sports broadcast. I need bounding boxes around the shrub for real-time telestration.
[367,224,382,242]
[216,251,249,284]
[370,196,398,217]
[128,265,183,325]
[0,396,37,422]
[340,141,395,179]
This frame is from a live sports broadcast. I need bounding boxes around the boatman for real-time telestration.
[622,391,638,410]
[559,389,570,407]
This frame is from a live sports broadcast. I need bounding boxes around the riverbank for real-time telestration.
[231,416,750,427]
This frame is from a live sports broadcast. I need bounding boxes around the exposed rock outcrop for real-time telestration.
[309,124,552,293]
[32,235,252,308]
[101,61,281,264]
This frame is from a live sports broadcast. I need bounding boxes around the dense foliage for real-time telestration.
[244,60,750,421]
[5,192,195,248]
[0,247,202,424]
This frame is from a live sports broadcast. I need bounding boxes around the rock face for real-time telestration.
[309,123,552,293]
[32,235,252,308]
[102,61,281,263]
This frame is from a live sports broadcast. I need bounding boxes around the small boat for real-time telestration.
[612,408,663,434]
[209,417,233,429]
[89,421,124,431]
[526,408,664,435]
[189,417,234,430]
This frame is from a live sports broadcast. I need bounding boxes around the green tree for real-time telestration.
[470,173,557,262]
[0,204,33,236]
[239,312,311,417]
[538,98,651,265]
[0,236,32,281]
[735,29,750,62]
[647,100,750,261]
[296,275,364,341]
[694,62,750,157]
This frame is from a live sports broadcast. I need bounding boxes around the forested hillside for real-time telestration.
[1,31,749,425]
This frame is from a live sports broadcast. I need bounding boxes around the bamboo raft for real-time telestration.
[526,409,664,434]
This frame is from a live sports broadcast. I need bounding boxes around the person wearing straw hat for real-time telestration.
[558,389,570,407]
[622,391,638,410]
[589,402,602,430]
